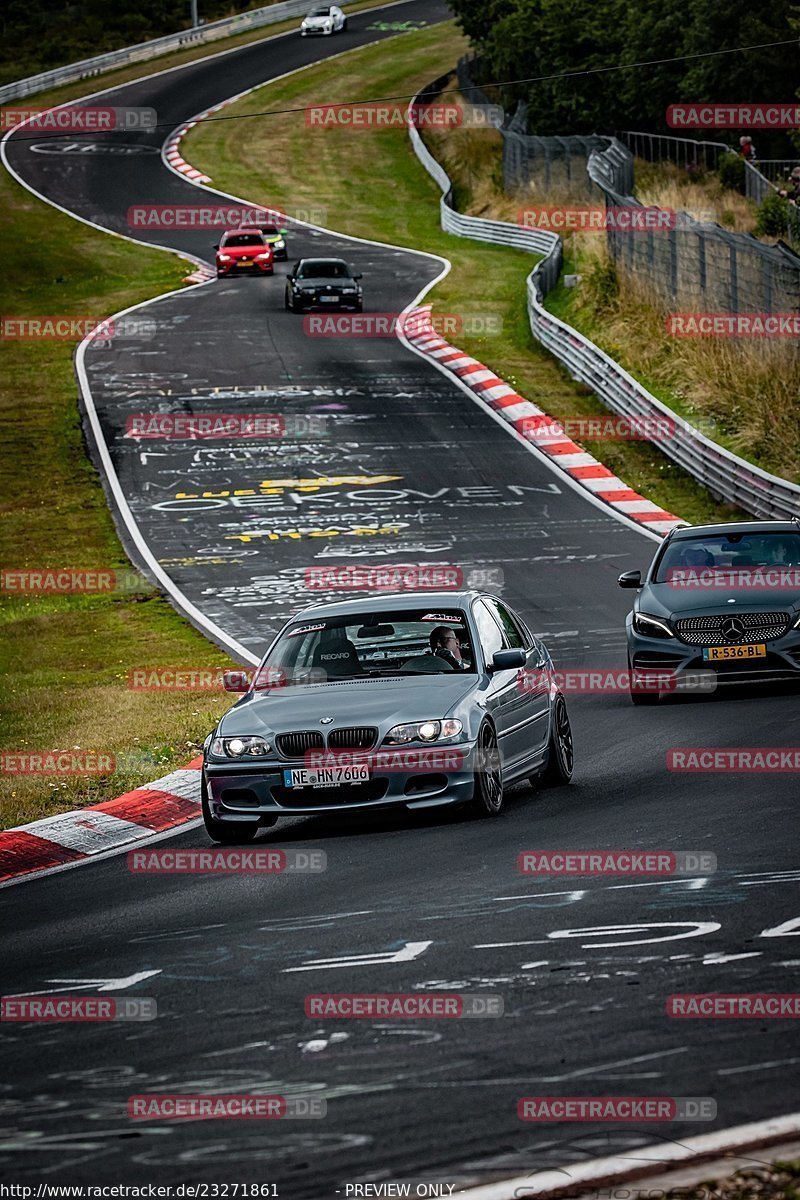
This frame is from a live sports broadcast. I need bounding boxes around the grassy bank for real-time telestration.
[0,167,236,828]
[186,31,743,525]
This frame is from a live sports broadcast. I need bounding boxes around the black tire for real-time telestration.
[470,722,504,817]
[341,17,348,29]
[353,300,363,313]
[538,693,574,786]
[629,657,661,705]
[291,295,303,313]
[284,289,291,309]
[201,774,260,844]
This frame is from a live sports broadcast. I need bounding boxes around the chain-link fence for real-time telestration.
[457,55,800,312]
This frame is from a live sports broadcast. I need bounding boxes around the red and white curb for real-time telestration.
[164,118,212,183]
[404,306,685,536]
[183,263,216,283]
[0,759,203,886]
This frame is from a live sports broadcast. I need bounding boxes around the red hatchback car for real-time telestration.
[214,229,274,277]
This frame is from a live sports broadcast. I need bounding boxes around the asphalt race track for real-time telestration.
[3,2,800,1193]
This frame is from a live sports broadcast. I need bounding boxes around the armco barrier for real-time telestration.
[409,77,800,520]
[0,0,352,104]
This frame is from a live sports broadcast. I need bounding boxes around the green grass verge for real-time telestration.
[185,22,744,527]
[0,167,236,829]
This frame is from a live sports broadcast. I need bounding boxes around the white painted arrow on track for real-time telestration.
[7,970,162,997]
[283,941,432,972]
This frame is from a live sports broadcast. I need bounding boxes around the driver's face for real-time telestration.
[441,629,463,661]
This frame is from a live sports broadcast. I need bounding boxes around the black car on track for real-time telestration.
[284,257,362,312]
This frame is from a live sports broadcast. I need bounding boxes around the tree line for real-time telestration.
[451,0,799,152]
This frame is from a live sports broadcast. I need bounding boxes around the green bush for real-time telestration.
[756,191,791,237]
[718,152,746,194]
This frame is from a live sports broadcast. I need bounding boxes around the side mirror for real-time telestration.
[618,570,642,589]
[221,668,252,693]
[280,227,288,234]
[212,243,220,250]
[353,272,363,280]
[489,648,526,672]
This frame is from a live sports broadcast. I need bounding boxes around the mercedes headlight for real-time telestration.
[633,612,673,638]
[211,736,270,758]
[384,719,463,745]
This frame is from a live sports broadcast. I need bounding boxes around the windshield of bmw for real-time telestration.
[258,609,476,684]
[298,261,348,278]
[310,6,331,13]
[654,532,800,583]
[224,234,264,247]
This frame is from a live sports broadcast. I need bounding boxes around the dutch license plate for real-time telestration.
[283,765,370,788]
[239,258,251,264]
[703,644,766,661]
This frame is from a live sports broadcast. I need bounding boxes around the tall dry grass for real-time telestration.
[428,92,800,483]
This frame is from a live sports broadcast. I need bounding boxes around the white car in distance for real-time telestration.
[300,4,347,35]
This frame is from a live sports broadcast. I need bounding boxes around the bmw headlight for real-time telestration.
[211,736,270,758]
[384,719,463,745]
[633,612,673,638]
[792,611,800,629]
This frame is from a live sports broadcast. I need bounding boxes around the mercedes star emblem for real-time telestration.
[721,616,746,642]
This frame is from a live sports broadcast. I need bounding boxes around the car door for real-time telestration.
[472,599,524,775]
[483,598,550,770]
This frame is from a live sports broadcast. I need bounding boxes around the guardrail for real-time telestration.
[0,0,348,103]
[408,77,800,520]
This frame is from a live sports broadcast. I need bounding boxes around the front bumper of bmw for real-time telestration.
[204,741,478,820]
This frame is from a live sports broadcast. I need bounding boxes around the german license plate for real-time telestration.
[283,765,370,788]
[703,644,766,661]
[320,295,338,302]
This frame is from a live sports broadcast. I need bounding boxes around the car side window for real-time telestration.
[484,599,526,649]
[473,600,504,664]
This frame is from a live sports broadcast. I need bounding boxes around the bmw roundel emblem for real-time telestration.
[320,717,334,725]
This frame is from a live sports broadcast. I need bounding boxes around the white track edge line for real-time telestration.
[456,1111,800,1198]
